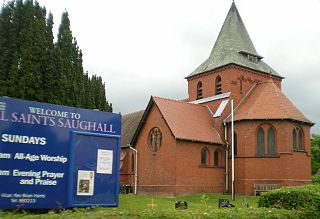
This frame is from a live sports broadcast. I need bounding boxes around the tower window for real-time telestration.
[215,76,222,95]
[197,81,203,99]
[248,55,258,63]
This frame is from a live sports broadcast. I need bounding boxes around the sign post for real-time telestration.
[0,97,121,209]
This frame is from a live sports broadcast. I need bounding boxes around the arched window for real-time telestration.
[214,150,219,167]
[197,81,203,99]
[267,127,276,155]
[215,76,222,95]
[201,147,209,166]
[292,129,297,150]
[298,129,303,150]
[234,132,238,156]
[293,127,304,151]
[257,127,265,156]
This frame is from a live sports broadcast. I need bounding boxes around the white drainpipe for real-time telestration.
[129,146,138,195]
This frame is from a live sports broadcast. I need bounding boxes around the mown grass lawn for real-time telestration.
[0,193,307,219]
[118,193,258,210]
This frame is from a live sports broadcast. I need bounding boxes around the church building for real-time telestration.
[120,2,314,195]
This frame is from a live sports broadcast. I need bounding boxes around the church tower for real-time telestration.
[186,2,314,195]
[186,2,282,106]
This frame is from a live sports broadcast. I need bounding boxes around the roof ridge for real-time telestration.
[150,96,223,144]
[123,109,145,117]
[270,83,309,122]
[225,80,313,125]
[243,82,270,116]
[224,83,258,122]
[233,81,280,119]
[152,95,206,108]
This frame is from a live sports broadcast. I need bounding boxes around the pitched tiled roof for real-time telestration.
[121,110,144,147]
[187,2,281,79]
[225,80,313,125]
[131,96,223,145]
[152,96,223,144]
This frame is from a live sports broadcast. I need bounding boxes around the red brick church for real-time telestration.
[120,2,314,195]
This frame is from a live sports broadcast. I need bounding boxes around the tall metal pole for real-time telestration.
[224,123,229,193]
[231,99,235,200]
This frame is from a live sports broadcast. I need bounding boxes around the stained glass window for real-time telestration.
[201,147,209,165]
[234,132,237,156]
[298,129,303,150]
[149,127,162,154]
[214,150,219,167]
[257,128,265,156]
[267,127,276,155]
[292,129,297,150]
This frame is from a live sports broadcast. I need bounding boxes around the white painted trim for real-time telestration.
[190,92,231,104]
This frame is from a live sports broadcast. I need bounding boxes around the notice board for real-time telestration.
[0,97,121,209]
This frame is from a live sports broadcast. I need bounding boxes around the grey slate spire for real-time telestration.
[187,2,281,78]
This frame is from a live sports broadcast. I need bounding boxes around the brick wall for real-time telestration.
[227,120,311,195]
[120,148,136,191]
[187,65,282,107]
[133,102,227,195]
[135,103,177,195]
[175,141,225,194]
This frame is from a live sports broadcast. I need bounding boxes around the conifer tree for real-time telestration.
[42,12,59,104]
[0,0,113,112]
[56,11,73,105]
[0,0,19,97]
[19,0,47,101]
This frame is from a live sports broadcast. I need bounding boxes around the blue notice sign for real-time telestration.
[0,97,121,209]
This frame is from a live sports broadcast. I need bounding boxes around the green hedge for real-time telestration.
[312,175,320,184]
[258,184,320,211]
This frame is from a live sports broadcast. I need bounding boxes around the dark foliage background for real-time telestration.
[311,134,320,175]
[0,0,112,112]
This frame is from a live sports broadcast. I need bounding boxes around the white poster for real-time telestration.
[96,149,113,174]
[77,170,94,196]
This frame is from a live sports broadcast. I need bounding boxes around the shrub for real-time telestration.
[312,175,320,184]
[257,184,320,211]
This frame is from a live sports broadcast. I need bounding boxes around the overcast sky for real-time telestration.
[4,0,320,133]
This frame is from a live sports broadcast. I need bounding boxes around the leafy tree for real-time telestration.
[311,134,320,175]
